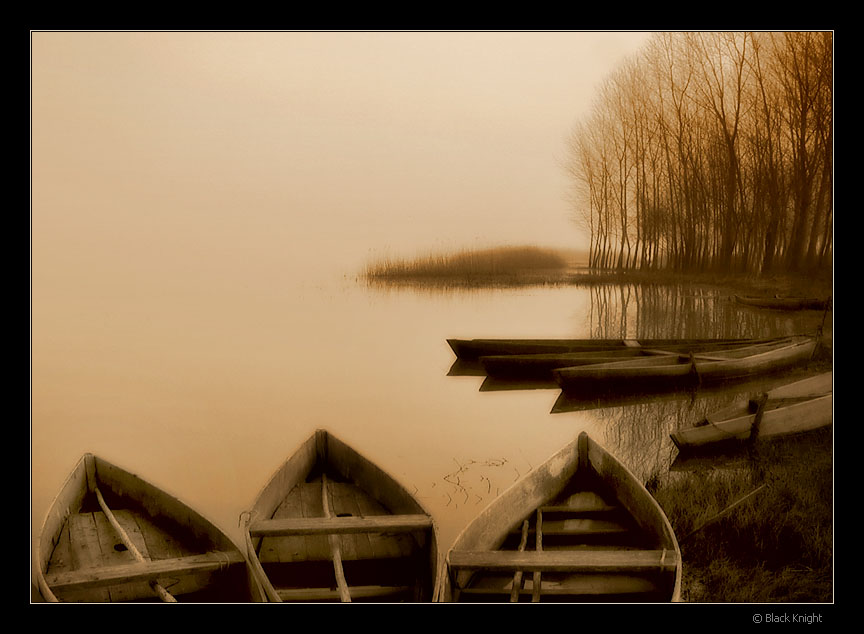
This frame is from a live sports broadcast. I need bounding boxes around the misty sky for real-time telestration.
[31,31,653,282]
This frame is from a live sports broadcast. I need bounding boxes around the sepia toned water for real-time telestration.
[30,31,832,601]
[30,262,830,584]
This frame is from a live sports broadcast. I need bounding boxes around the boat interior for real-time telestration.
[447,466,679,603]
[251,463,435,602]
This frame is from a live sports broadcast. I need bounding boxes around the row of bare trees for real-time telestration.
[567,32,832,274]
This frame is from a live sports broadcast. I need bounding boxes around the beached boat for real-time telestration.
[36,453,260,603]
[243,429,438,602]
[480,338,783,380]
[670,372,833,451]
[553,336,818,395]
[735,296,831,311]
[438,432,681,603]
[448,337,761,361]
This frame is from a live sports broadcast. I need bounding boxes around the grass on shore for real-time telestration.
[363,245,832,298]
[654,428,833,602]
[365,243,833,602]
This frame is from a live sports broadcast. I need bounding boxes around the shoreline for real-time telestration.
[364,266,834,299]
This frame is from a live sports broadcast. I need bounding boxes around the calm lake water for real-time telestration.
[30,265,831,585]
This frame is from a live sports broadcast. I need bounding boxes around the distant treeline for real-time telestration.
[567,32,832,274]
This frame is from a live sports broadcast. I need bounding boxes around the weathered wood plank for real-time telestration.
[93,511,149,601]
[61,514,111,602]
[45,550,246,592]
[248,514,434,537]
[261,484,307,564]
[276,585,411,602]
[532,510,543,602]
[299,482,331,562]
[69,513,105,570]
[134,513,188,561]
[351,483,408,559]
[460,573,663,597]
[49,521,75,575]
[328,481,362,561]
[321,474,351,602]
[540,491,617,515]
[510,520,530,602]
[449,549,678,573]
[509,517,630,537]
[131,512,222,598]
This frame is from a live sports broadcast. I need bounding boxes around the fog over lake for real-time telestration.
[35,30,741,570]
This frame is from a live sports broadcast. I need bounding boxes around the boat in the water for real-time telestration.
[243,429,439,602]
[36,453,261,603]
[480,338,783,380]
[438,432,681,603]
[553,336,818,395]
[447,337,764,362]
[735,296,831,311]
[670,372,833,451]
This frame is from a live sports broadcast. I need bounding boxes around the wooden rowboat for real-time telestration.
[735,296,831,311]
[670,372,833,451]
[36,454,261,603]
[447,337,763,362]
[479,338,783,380]
[438,432,681,602]
[243,429,438,602]
[553,336,817,395]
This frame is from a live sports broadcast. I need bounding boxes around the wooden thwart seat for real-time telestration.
[448,549,678,574]
[276,584,412,602]
[540,491,617,515]
[458,573,665,598]
[44,550,246,593]
[509,518,630,538]
[249,514,433,537]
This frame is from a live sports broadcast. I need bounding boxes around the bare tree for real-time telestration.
[566,30,832,276]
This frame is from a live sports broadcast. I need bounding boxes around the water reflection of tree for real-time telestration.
[597,388,750,484]
[586,283,806,340]
[599,400,697,483]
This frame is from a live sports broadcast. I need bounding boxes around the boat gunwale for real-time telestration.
[552,336,817,384]
[448,336,774,361]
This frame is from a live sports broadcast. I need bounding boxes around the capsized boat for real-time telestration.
[36,454,261,603]
[243,429,439,602]
[553,336,818,394]
[438,432,681,602]
[670,371,833,451]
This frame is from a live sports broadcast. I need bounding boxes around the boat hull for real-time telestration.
[439,433,681,603]
[735,296,830,311]
[671,372,833,450]
[480,338,783,380]
[244,429,439,602]
[448,337,763,361]
[553,337,817,394]
[36,454,260,603]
